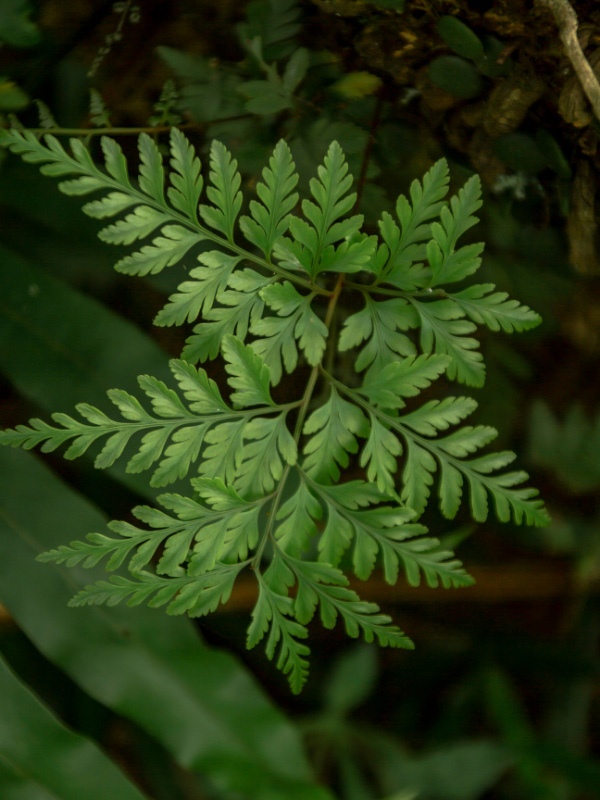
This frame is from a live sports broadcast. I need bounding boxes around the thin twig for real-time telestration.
[539,0,600,120]
[353,89,385,214]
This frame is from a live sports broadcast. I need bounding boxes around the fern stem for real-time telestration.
[251,463,292,569]
[21,117,253,137]
[344,280,441,299]
[251,275,345,570]
[293,273,345,441]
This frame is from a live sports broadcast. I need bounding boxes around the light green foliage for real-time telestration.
[0,125,548,691]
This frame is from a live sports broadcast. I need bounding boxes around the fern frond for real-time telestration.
[35,100,58,129]
[0,128,550,693]
[0,128,323,300]
[358,354,451,409]
[425,174,483,287]
[275,478,322,556]
[40,477,263,575]
[154,252,242,326]
[182,282,268,363]
[168,127,203,221]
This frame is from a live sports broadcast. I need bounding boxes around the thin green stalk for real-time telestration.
[293,273,345,441]
[344,280,441,299]
[252,274,345,569]
[251,462,292,569]
[22,115,253,137]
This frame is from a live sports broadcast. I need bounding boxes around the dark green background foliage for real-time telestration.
[0,1,598,798]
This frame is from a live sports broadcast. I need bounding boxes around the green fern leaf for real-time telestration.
[316,233,378,276]
[68,572,182,608]
[98,205,168,246]
[101,136,130,187]
[221,334,275,407]
[82,192,138,218]
[168,126,203,221]
[138,133,165,203]
[69,564,244,617]
[401,438,437,514]
[41,480,265,578]
[0,349,284,488]
[199,140,243,242]
[399,396,478,435]
[168,359,230,414]
[190,515,262,575]
[427,174,483,287]
[375,158,449,284]
[251,282,328,383]
[307,476,471,587]
[360,414,403,496]
[114,227,204,276]
[182,278,268,362]
[285,555,413,646]
[169,565,243,616]
[375,216,430,290]
[410,298,485,386]
[89,89,111,127]
[449,283,542,332]
[339,295,418,375]
[154,252,242,326]
[320,371,547,525]
[287,140,362,277]
[358,353,451,409]
[396,158,450,252]
[234,414,297,496]
[35,99,58,129]
[240,139,299,258]
[247,568,310,694]
[275,479,322,556]
[303,387,369,483]
[197,418,247,484]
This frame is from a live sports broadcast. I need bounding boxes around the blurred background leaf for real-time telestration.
[0,654,147,800]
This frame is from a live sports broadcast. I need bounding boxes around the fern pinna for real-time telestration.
[0,127,548,692]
